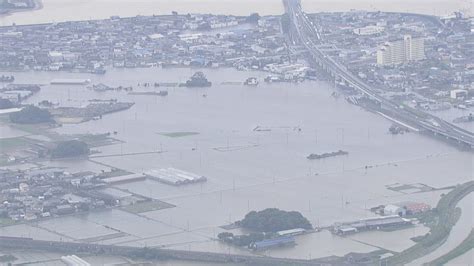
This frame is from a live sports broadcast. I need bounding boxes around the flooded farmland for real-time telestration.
[0,67,472,261]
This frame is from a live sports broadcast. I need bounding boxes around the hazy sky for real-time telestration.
[0,0,470,26]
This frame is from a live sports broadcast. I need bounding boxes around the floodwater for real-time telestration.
[0,0,471,26]
[0,67,472,261]
[431,107,474,132]
[408,193,474,265]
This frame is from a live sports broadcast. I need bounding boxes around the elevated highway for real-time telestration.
[283,0,474,149]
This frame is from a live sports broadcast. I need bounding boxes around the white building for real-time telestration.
[48,51,64,62]
[61,255,91,266]
[384,204,406,216]
[353,25,384,35]
[145,168,207,186]
[450,89,468,99]
[377,35,425,66]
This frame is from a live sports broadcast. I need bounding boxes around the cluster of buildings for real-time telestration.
[382,202,431,217]
[376,35,425,66]
[0,163,210,223]
[0,13,308,80]
[333,215,414,235]
[0,84,41,104]
[0,168,151,223]
[311,10,474,113]
[332,201,431,235]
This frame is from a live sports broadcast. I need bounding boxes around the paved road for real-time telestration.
[283,0,474,149]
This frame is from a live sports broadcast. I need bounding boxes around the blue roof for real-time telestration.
[253,236,295,249]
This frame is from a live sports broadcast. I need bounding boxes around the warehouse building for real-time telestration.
[145,168,207,185]
[333,215,413,235]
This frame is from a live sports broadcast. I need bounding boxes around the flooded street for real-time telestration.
[0,67,472,260]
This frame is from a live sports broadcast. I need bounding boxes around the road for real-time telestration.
[0,236,320,266]
[283,0,474,149]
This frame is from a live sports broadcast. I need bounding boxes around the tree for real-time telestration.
[246,13,260,24]
[0,98,14,109]
[238,208,312,232]
[9,105,52,124]
[51,140,89,158]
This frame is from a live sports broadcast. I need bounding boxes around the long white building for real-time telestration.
[60,255,91,266]
[377,35,425,66]
[145,168,207,185]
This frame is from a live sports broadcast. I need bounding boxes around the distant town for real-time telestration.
[1,9,473,123]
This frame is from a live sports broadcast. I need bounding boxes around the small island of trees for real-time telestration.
[9,105,53,124]
[218,208,312,248]
[238,208,313,232]
[51,140,89,158]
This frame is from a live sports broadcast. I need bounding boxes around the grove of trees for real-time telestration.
[9,105,52,124]
[237,208,312,232]
[51,140,89,158]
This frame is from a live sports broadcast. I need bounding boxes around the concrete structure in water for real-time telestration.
[377,35,425,66]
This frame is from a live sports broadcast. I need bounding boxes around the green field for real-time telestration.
[157,131,199,138]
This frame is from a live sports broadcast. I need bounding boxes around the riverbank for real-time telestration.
[385,181,474,265]
[427,229,474,265]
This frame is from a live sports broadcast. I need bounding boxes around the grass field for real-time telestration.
[157,131,199,138]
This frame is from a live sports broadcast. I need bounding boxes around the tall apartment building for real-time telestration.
[377,35,425,66]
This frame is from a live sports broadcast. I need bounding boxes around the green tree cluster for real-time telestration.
[238,208,312,232]
[51,140,89,158]
[9,105,52,124]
